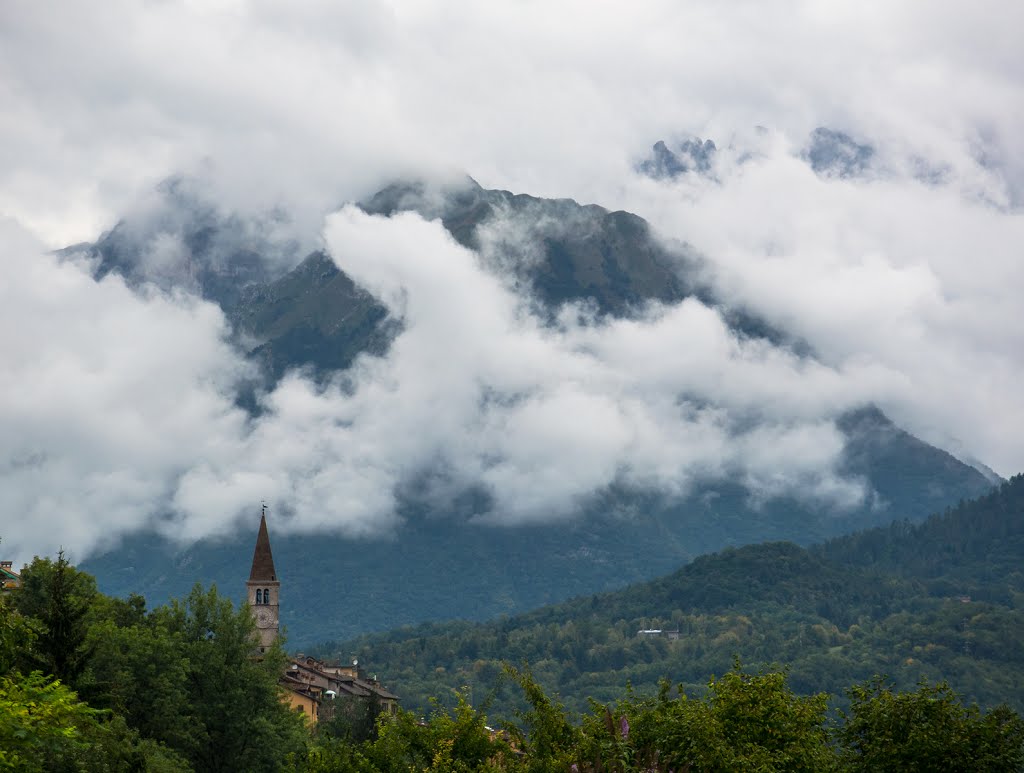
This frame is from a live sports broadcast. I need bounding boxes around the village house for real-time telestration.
[245,509,400,723]
[284,654,400,721]
[0,561,21,592]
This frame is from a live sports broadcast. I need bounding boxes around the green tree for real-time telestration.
[0,670,94,771]
[83,615,194,753]
[503,664,580,773]
[13,552,96,687]
[288,737,377,773]
[840,678,1024,772]
[0,670,189,772]
[577,664,838,773]
[0,594,33,676]
[357,691,519,773]
[318,693,385,744]
[158,583,308,772]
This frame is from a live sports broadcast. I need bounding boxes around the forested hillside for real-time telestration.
[318,475,1024,718]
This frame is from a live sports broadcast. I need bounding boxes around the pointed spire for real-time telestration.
[248,508,278,582]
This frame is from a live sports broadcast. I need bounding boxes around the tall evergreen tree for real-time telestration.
[16,551,95,686]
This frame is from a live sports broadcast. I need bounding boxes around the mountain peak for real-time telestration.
[803,127,875,177]
[637,136,718,180]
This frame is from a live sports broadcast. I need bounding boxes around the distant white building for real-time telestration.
[637,628,681,640]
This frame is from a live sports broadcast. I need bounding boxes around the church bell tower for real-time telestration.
[247,505,280,653]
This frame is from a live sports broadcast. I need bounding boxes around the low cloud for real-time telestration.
[0,218,250,561]
[1,208,889,561]
[1,1,1022,559]
[161,208,887,541]
[619,137,1024,477]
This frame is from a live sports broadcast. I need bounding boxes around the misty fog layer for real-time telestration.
[1,1,1022,559]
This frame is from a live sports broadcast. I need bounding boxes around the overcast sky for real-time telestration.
[1,0,1022,560]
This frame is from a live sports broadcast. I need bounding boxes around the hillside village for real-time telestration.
[245,507,400,723]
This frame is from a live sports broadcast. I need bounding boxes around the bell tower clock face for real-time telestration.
[256,608,275,627]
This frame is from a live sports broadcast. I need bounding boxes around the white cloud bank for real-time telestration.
[1,208,896,560]
[0,219,250,558]
[0,0,1022,559]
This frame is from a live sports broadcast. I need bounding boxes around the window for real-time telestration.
[255,589,263,604]
[264,587,270,602]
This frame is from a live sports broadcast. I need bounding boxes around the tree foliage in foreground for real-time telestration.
[2,548,1023,771]
[13,552,96,688]
[2,547,306,772]
[840,678,1024,772]
[602,666,836,772]
[289,663,1024,773]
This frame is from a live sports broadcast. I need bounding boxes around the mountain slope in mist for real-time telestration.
[76,175,996,645]
[82,404,992,647]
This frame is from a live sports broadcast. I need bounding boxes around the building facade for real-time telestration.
[286,654,400,721]
[0,560,20,592]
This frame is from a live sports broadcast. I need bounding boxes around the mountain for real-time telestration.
[636,137,718,180]
[230,176,716,381]
[78,175,996,645]
[359,178,700,316]
[635,127,877,182]
[70,176,300,310]
[802,128,876,178]
[317,475,1024,718]
[232,250,393,380]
